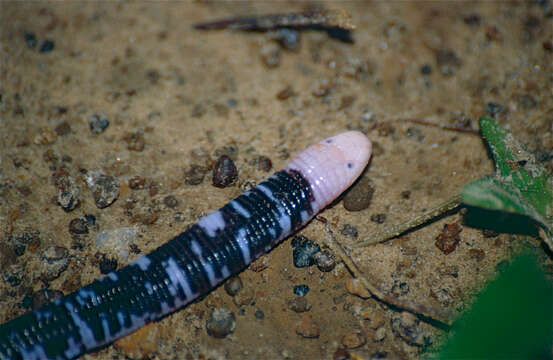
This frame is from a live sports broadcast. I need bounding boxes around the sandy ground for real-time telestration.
[1,1,552,359]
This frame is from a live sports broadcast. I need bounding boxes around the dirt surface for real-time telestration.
[1,1,552,359]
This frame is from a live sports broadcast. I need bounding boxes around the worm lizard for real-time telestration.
[0,131,372,359]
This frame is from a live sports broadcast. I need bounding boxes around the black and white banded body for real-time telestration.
[0,131,372,359]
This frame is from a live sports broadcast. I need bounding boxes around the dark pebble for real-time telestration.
[40,246,69,281]
[39,39,54,53]
[88,173,120,209]
[31,289,64,310]
[420,64,432,75]
[400,190,411,199]
[206,307,236,338]
[287,296,312,312]
[163,195,179,208]
[486,102,505,117]
[89,113,109,134]
[256,156,273,172]
[212,155,238,188]
[254,309,265,319]
[370,213,387,224]
[224,276,243,296]
[68,218,88,234]
[462,13,481,26]
[99,255,118,274]
[57,176,80,212]
[84,214,96,226]
[435,49,462,77]
[293,284,310,297]
[340,224,358,238]
[24,31,37,47]
[313,250,335,272]
[185,164,208,185]
[227,98,237,107]
[343,176,374,212]
[291,235,320,268]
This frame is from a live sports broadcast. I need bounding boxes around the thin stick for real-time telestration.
[390,118,480,135]
[353,194,463,248]
[322,224,452,324]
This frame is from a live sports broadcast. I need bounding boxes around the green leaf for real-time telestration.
[461,117,553,250]
[436,253,553,359]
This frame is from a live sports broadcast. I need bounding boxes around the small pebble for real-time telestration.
[287,297,312,313]
[343,176,374,212]
[129,176,146,189]
[224,276,243,296]
[370,213,387,224]
[390,312,431,347]
[435,223,462,255]
[31,289,63,310]
[185,164,208,185]
[295,314,320,338]
[89,113,109,134]
[86,171,120,209]
[420,64,432,75]
[313,250,335,272]
[24,31,37,47]
[256,156,273,172]
[206,308,236,338]
[340,224,358,238]
[68,218,88,234]
[345,278,371,299]
[212,155,238,188]
[163,195,179,208]
[40,246,69,281]
[254,309,264,319]
[291,235,320,268]
[57,177,80,212]
[39,39,54,53]
[293,284,309,297]
[341,331,366,349]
